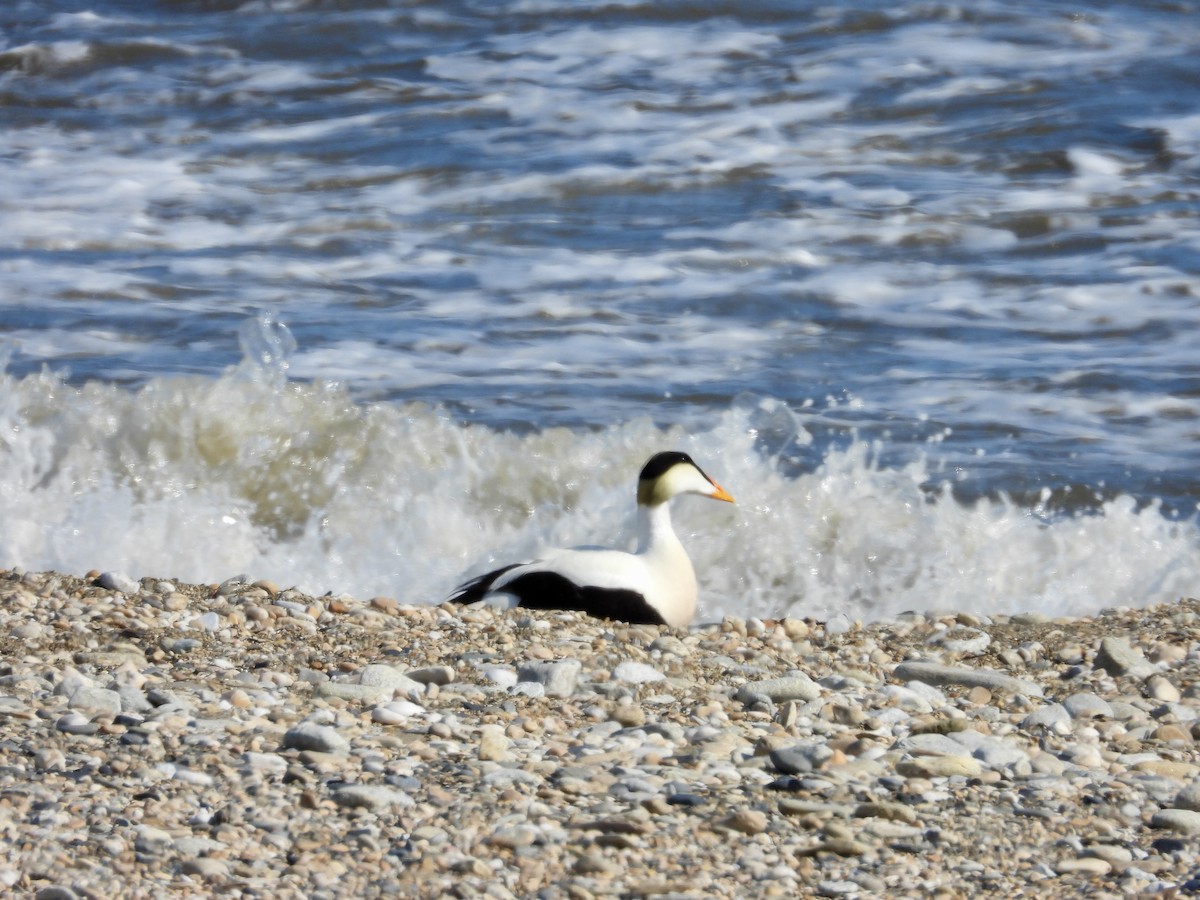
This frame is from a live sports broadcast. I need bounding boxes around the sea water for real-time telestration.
[1,1,1198,621]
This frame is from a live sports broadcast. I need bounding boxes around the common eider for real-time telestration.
[447,451,735,627]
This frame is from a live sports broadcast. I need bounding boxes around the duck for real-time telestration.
[447,451,734,628]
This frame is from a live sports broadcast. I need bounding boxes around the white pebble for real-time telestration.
[612,661,665,684]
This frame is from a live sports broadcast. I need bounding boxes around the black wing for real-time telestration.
[450,566,666,625]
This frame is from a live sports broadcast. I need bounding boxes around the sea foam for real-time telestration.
[1,329,1195,623]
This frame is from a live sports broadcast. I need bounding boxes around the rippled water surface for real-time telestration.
[2,1,1199,618]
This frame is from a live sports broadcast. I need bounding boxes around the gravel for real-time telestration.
[2,567,1200,898]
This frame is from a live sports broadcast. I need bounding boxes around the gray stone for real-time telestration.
[1021,703,1071,729]
[55,712,99,735]
[1175,782,1200,812]
[34,889,79,900]
[161,637,201,653]
[147,688,192,711]
[1062,692,1113,719]
[1150,809,1200,834]
[510,682,545,698]
[482,768,541,788]
[964,740,1032,776]
[314,682,390,703]
[242,752,289,775]
[927,626,991,656]
[818,881,862,897]
[134,825,174,857]
[735,674,821,705]
[180,858,229,881]
[893,733,966,756]
[216,574,249,596]
[332,785,414,811]
[893,661,1043,697]
[1010,612,1050,625]
[34,888,79,900]
[173,836,226,856]
[648,635,690,657]
[114,684,153,714]
[1094,636,1155,678]
[357,664,424,697]
[517,659,581,697]
[96,571,140,593]
[770,741,834,775]
[67,686,123,716]
[487,824,540,848]
[281,721,351,754]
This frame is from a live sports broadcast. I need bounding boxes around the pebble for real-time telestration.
[66,686,123,715]
[357,664,425,698]
[406,665,455,685]
[895,755,983,778]
[517,658,581,697]
[1094,636,1156,678]
[315,682,392,703]
[1022,703,1071,730]
[893,661,1044,697]
[1150,809,1200,834]
[180,858,230,881]
[769,741,834,775]
[371,699,425,725]
[134,825,174,857]
[4,568,1200,899]
[721,808,768,835]
[1174,782,1200,812]
[1055,857,1112,876]
[55,712,99,735]
[1146,674,1182,702]
[612,661,665,683]
[95,571,140,593]
[478,723,512,761]
[927,625,991,655]
[482,666,518,687]
[734,674,821,704]
[282,721,351,754]
[1062,692,1113,719]
[332,784,415,811]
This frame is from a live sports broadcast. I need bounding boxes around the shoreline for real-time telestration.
[2,568,1199,897]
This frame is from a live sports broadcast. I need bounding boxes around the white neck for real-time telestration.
[635,501,677,554]
[634,499,696,628]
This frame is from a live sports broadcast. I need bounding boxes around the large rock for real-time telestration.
[893,661,1042,697]
[1094,636,1155,678]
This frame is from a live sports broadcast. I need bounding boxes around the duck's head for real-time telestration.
[636,451,735,507]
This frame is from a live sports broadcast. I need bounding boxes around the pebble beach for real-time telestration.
[3,569,1200,899]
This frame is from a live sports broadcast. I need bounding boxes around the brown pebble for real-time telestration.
[795,838,870,857]
[721,808,768,835]
[572,852,615,875]
[370,596,399,615]
[1153,724,1193,744]
[967,686,992,705]
[609,704,645,727]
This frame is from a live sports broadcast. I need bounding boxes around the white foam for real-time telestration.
[1,354,1195,622]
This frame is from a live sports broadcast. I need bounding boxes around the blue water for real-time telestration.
[1,1,1199,620]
